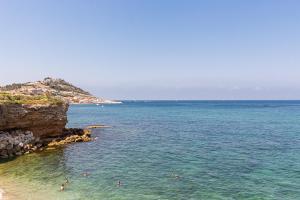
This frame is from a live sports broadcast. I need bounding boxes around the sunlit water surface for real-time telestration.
[1,101,300,199]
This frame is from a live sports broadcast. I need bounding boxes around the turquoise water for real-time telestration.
[1,101,300,199]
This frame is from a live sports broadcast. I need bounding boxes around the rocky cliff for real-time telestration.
[0,93,69,158]
[0,77,113,159]
[0,103,68,138]
[0,77,121,104]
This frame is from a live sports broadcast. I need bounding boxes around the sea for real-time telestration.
[0,101,300,200]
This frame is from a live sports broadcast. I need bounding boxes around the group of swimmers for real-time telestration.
[59,172,181,191]
[60,174,122,191]
[59,172,182,191]
[60,177,69,191]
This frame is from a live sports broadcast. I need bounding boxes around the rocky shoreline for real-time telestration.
[0,130,35,158]
[0,126,102,200]
[0,128,92,159]
[0,93,98,160]
[0,82,112,200]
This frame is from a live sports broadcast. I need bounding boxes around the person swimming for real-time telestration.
[175,175,180,179]
[171,172,180,179]
[60,184,65,191]
[82,172,90,177]
[65,177,69,184]
[117,180,121,187]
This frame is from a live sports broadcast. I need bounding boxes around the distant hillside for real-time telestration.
[0,77,121,104]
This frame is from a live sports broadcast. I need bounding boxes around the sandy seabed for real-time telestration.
[0,180,26,200]
[0,188,4,200]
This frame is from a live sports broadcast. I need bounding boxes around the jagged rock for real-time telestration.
[0,149,8,156]
[0,103,68,138]
[47,128,92,147]
[6,143,13,150]
[0,128,93,159]
[0,130,35,158]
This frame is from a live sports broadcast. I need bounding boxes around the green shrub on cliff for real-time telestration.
[0,92,64,105]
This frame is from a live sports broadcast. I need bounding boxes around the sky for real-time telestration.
[0,0,299,100]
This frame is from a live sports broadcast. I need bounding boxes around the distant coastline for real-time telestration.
[0,77,121,105]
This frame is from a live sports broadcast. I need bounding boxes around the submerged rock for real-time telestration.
[47,128,92,147]
[85,124,110,129]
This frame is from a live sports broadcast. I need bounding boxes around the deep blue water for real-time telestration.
[1,101,300,199]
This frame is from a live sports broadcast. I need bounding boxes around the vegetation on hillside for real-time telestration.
[0,83,25,91]
[43,77,90,95]
[0,92,64,105]
[0,78,91,95]
[0,77,108,104]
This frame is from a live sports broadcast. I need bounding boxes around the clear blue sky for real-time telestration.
[0,0,299,100]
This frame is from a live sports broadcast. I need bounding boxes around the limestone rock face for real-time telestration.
[0,103,68,138]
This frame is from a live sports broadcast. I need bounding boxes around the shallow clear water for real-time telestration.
[1,101,300,199]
